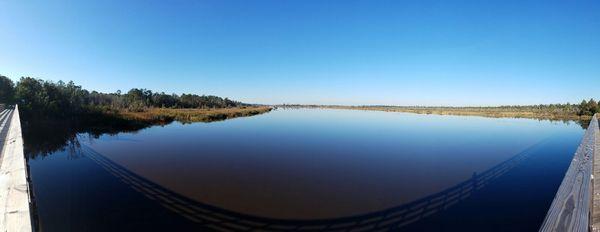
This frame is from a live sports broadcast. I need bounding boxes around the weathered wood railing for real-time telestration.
[540,114,599,232]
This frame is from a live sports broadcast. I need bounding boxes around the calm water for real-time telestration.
[27,109,585,231]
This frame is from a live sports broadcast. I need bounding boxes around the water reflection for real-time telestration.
[26,109,587,231]
[22,109,589,159]
[79,139,547,231]
[22,117,156,158]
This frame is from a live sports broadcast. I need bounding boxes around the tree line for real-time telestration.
[578,99,600,116]
[1,74,599,119]
[0,75,244,119]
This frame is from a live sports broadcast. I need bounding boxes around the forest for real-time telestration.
[1,74,600,121]
[0,75,245,120]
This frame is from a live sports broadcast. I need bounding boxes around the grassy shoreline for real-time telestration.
[22,106,272,157]
[118,106,273,124]
[279,105,593,121]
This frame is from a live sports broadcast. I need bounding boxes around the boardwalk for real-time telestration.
[593,115,600,232]
[540,114,599,232]
[0,106,32,232]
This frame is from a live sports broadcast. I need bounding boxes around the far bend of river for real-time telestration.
[27,109,585,231]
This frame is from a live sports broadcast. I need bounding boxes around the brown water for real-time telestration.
[27,109,585,231]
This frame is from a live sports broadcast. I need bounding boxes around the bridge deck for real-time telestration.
[0,106,32,232]
[593,115,600,232]
[540,114,599,232]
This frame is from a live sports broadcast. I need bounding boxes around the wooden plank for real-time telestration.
[0,105,33,232]
[540,114,598,232]
[593,115,600,232]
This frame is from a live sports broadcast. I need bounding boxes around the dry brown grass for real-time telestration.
[118,106,272,123]
[288,105,592,121]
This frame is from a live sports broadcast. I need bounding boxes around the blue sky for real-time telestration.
[1,0,599,106]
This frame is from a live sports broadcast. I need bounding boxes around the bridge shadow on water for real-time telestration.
[80,139,550,232]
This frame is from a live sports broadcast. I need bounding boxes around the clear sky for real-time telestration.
[1,0,599,106]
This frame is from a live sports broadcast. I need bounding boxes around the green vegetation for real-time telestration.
[3,74,599,122]
[0,75,272,157]
[4,74,600,157]
[14,77,243,119]
[0,76,260,121]
[578,99,599,116]
[0,75,15,104]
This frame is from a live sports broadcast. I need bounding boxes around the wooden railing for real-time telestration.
[540,114,599,232]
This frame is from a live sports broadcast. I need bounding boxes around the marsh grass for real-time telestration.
[281,105,592,121]
[347,106,592,120]
[118,106,272,123]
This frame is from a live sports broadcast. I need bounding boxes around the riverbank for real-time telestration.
[22,106,272,157]
[280,105,592,121]
[118,106,272,124]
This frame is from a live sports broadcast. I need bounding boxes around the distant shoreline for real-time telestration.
[276,105,593,121]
